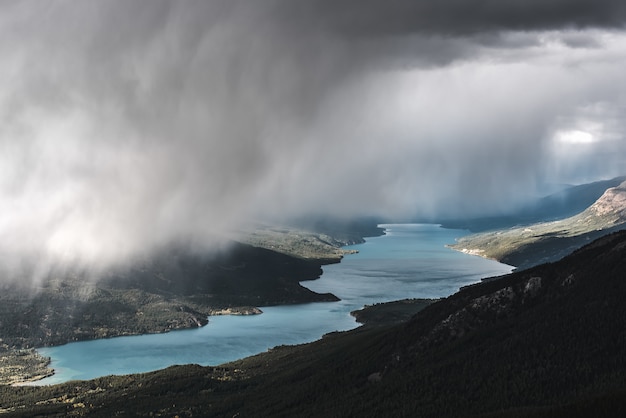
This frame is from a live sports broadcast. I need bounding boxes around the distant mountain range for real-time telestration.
[450,178,626,269]
[440,176,626,232]
[4,227,626,416]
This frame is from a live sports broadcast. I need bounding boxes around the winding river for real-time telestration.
[35,224,512,384]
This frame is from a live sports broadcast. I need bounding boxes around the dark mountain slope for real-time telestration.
[3,231,626,417]
[378,230,626,416]
[103,241,332,304]
[534,176,626,219]
[1,224,372,384]
[0,242,336,352]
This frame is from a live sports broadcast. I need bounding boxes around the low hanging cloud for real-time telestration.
[1,0,626,270]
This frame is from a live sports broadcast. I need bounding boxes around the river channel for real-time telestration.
[35,224,512,384]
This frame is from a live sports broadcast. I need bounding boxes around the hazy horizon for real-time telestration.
[1,0,626,272]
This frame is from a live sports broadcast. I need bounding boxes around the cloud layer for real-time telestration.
[1,0,626,269]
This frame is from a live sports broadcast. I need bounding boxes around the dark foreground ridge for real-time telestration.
[3,230,626,416]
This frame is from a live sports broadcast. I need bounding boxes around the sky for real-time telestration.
[1,0,626,270]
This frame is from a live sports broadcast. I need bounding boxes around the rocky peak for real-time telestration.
[587,180,626,220]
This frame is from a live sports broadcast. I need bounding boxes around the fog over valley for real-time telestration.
[1,0,626,272]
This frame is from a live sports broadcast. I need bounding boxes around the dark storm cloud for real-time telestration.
[290,0,626,37]
[1,0,626,273]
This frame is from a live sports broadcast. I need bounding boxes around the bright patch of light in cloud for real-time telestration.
[554,130,596,144]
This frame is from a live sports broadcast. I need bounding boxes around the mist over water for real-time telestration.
[35,224,512,384]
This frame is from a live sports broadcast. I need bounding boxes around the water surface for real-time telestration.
[36,224,512,384]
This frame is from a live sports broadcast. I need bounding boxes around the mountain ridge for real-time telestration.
[451,179,626,269]
[440,176,626,232]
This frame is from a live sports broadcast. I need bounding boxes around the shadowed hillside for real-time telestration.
[0,221,385,385]
[0,231,351,385]
[0,242,336,350]
[3,230,626,416]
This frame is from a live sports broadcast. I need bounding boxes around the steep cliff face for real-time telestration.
[586,180,626,222]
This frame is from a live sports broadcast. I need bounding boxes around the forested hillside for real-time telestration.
[3,231,626,416]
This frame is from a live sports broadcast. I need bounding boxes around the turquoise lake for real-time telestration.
[35,224,513,384]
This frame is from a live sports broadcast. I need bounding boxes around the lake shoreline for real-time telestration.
[0,227,367,386]
[18,224,513,386]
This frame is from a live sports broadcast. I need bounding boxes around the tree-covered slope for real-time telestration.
[3,230,626,416]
